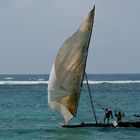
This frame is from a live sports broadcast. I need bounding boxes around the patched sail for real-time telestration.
[48,6,95,123]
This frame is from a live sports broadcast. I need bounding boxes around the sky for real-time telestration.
[0,0,140,74]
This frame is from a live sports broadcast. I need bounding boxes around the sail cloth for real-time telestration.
[48,6,95,123]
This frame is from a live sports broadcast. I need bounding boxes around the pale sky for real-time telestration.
[0,0,140,74]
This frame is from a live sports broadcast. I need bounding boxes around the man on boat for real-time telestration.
[115,110,125,123]
[103,108,113,124]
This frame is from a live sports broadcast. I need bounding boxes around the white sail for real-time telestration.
[48,6,95,123]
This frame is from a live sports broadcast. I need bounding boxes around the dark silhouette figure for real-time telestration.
[103,108,113,124]
[115,110,125,122]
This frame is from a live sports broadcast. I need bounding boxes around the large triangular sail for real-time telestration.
[48,6,95,123]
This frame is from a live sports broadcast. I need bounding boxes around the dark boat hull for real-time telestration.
[61,122,140,128]
[61,123,113,128]
[118,122,140,128]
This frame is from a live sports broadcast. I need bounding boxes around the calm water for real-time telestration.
[0,74,140,140]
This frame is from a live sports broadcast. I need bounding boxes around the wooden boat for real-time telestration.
[117,122,140,128]
[61,122,140,128]
[47,3,140,128]
[61,123,113,128]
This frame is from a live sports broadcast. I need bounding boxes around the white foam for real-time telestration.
[4,77,14,80]
[0,80,140,85]
[84,80,140,84]
[0,81,48,85]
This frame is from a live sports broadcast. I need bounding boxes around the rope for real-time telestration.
[89,87,116,110]
[88,84,123,113]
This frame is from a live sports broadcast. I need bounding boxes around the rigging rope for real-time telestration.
[81,79,138,123]
[88,83,123,113]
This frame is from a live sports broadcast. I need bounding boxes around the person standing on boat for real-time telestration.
[115,110,125,122]
[103,108,113,124]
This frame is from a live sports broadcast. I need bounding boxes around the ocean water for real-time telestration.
[0,74,140,140]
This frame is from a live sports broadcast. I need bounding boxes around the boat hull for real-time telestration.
[61,122,140,128]
[118,122,140,128]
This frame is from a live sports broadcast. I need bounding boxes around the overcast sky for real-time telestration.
[0,0,140,74]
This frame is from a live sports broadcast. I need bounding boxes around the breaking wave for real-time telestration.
[0,81,48,85]
[84,80,140,84]
[0,80,140,85]
[4,77,14,80]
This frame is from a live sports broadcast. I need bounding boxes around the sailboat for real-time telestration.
[48,5,140,128]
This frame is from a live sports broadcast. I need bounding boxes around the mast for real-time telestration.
[82,5,97,123]
[82,4,97,124]
[74,6,96,118]
[85,73,98,124]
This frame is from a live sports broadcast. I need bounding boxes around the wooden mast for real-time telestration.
[82,4,97,124]
[74,5,95,118]
[85,73,98,124]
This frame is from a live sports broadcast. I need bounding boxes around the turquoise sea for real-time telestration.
[0,74,140,140]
